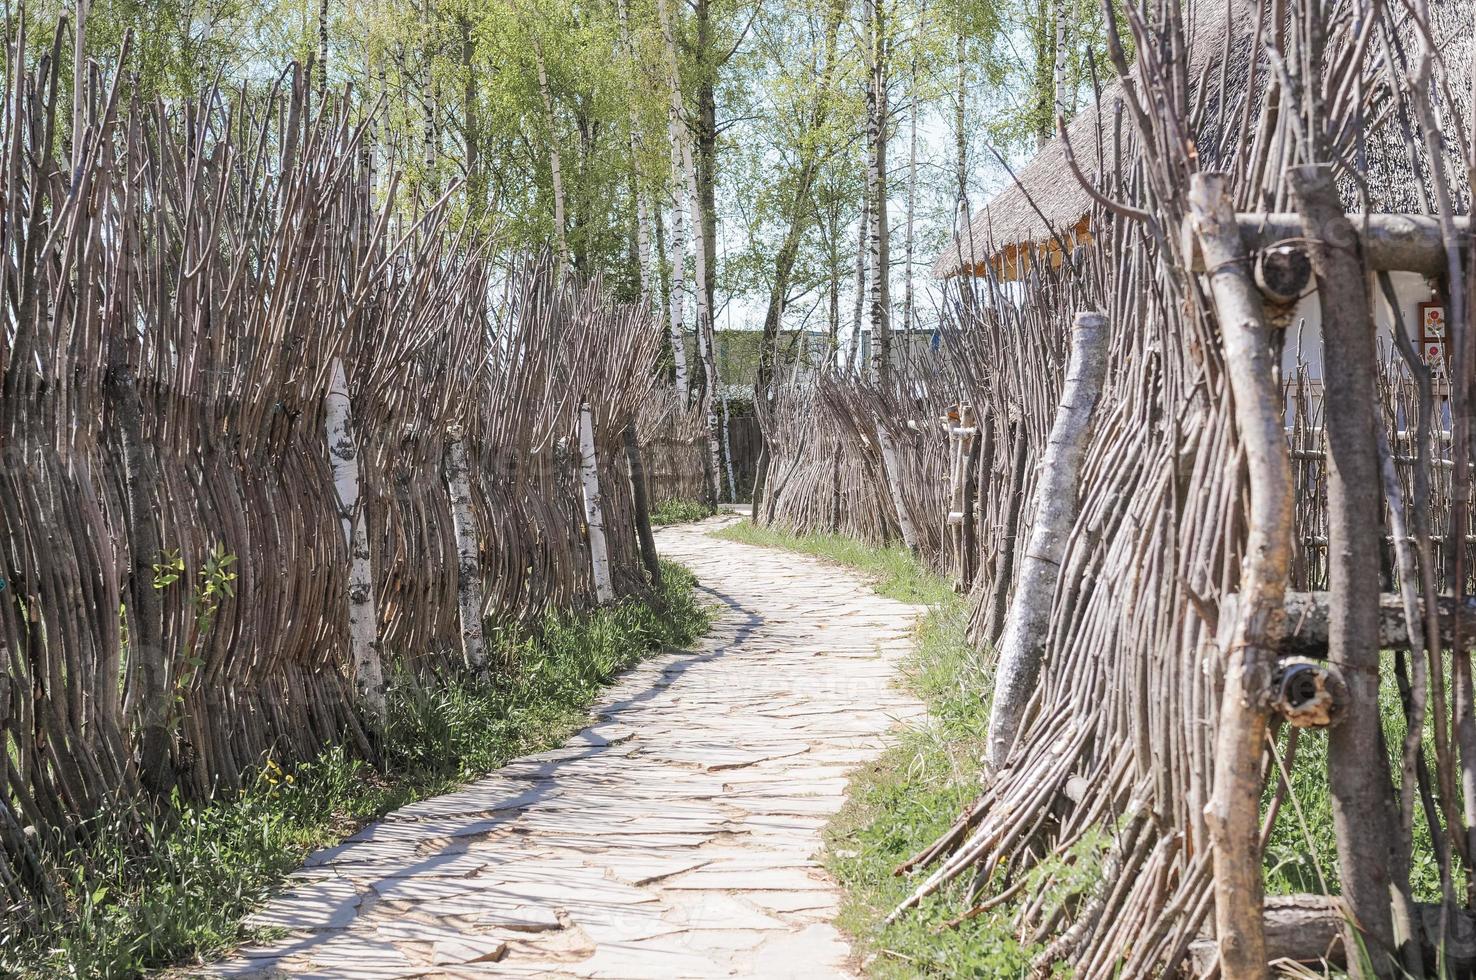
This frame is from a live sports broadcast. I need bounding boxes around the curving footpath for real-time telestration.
[213,514,925,979]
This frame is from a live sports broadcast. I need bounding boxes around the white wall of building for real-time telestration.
[1280,270,1440,427]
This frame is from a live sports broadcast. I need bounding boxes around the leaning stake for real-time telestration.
[1290,162,1404,974]
[985,310,1109,771]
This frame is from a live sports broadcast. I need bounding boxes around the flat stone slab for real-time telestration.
[210,515,924,979]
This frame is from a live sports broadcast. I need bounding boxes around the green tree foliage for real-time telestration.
[17,0,1103,350]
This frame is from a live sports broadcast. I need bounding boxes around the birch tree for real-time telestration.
[657,0,722,506]
[444,427,487,671]
[326,359,386,724]
[863,0,891,385]
[579,403,615,603]
[748,0,849,512]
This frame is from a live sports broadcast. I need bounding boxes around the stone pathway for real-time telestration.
[212,515,925,979]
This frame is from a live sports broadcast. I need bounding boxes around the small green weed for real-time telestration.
[650,498,715,526]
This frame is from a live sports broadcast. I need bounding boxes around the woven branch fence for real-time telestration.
[0,42,683,919]
[754,0,1476,973]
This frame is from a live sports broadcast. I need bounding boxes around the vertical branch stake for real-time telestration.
[1189,171,1293,980]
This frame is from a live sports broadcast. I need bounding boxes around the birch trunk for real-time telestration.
[532,34,571,277]
[666,130,691,397]
[847,189,870,376]
[828,235,841,360]
[326,359,385,725]
[317,0,329,103]
[421,0,437,187]
[875,422,919,550]
[865,0,891,385]
[985,311,1108,771]
[618,0,671,388]
[955,30,968,211]
[444,428,487,670]
[903,51,917,336]
[1052,0,1069,122]
[720,392,737,501]
[580,403,615,604]
[658,0,722,506]
[1188,171,1293,980]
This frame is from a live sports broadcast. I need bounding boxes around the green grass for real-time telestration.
[714,520,1048,976]
[0,562,710,980]
[711,523,955,607]
[1262,653,1462,905]
[650,498,715,526]
[825,603,1048,978]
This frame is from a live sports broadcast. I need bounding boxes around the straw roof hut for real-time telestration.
[932,0,1471,281]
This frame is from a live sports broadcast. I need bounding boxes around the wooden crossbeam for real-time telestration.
[1184,213,1471,276]
[1218,590,1476,654]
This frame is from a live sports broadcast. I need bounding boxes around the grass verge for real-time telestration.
[0,562,710,980]
[710,523,954,607]
[650,498,715,526]
[710,521,1043,976]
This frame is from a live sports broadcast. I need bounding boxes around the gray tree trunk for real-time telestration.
[1290,162,1403,975]
[865,0,891,384]
[623,423,663,587]
[985,311,1109,771]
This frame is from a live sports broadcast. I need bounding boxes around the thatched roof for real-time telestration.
[930,0,1252,279]
[934,0,1474,279]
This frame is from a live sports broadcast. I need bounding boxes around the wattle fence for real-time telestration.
[0,54,690,918]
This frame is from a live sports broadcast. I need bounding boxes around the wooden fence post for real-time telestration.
[623,422,663,588]
[984,310,1109,772]
[1188,171,1293,980]
[983,420,1029,644]
[1290,162,1404,975]
[875,420,920,550]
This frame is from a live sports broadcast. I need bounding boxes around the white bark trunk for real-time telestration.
[532,35,571,277]
[985,311,1110,771]
[955,30,968,211]
[1053,0,1070,123]
[658,0,722,504]
[875,422,919,550]
[865,0,890,383]
[444,427,487,670]
[326,359,386,723]
[904,57,917,336]
[667,136,691,396]
[619,0,657,308]
[720,391,737,501]
[847,189,870,376]
[579,403,615,604]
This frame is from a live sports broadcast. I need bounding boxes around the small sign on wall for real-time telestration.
[1421,301,1447,373]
